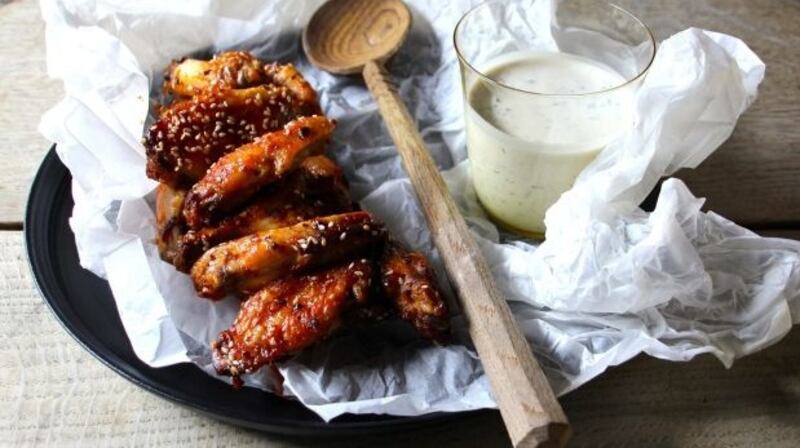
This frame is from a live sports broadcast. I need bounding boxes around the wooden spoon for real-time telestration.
[303,1,570,446]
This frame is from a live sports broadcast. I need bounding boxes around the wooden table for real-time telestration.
[1,0,798,446]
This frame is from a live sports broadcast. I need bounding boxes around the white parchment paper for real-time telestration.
[39,0,800,421]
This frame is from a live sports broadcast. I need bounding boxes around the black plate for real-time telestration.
[24,147,482,436]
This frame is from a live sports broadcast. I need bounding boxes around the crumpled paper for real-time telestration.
[39,0,800,422]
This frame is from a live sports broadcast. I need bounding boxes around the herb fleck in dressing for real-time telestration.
[465,51,634,235]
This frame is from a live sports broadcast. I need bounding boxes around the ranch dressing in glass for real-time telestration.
[465,51,635,236]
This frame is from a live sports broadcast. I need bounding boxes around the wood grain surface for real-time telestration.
[1,0,797,228]
[0,0,61,225]
[2,231,799,447]
[1,0,799,446]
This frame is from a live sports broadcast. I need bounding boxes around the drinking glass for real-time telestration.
[454,0,655,237]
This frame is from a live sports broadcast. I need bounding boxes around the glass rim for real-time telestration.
[452,0,657,97]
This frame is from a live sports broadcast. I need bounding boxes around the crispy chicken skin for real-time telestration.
[154,183,188,264]
[174,155,353,272]
[263,63,318,106]
[212,258,373,381]
[165,51,268,97]
[145,84,322,187]
[380,242,450,341]
[182,115,335,229]
[191,211,386,299]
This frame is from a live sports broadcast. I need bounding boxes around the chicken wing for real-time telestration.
[182,115,335,229]
[173,155,353,272]
[144,84,322,187]
[380,242,450,341]
[212,258,373,382]
[191,211,386,299]
[165,51,268,97]
[154,183,187,265]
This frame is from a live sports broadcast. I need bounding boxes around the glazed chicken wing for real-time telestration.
[145,83,322,187]
[212,258,373,382]
[191,211,386,299]
[182,115,335,229]
[154,183,187,265]
[165,51,268,97]
[380,242,450,341]
[174,155,353,272]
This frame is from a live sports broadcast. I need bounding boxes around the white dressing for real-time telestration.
[465,51,635,235]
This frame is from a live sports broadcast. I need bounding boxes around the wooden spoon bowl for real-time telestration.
[303,0,411,74]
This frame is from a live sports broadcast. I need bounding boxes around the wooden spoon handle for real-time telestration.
[362,59,570,448]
